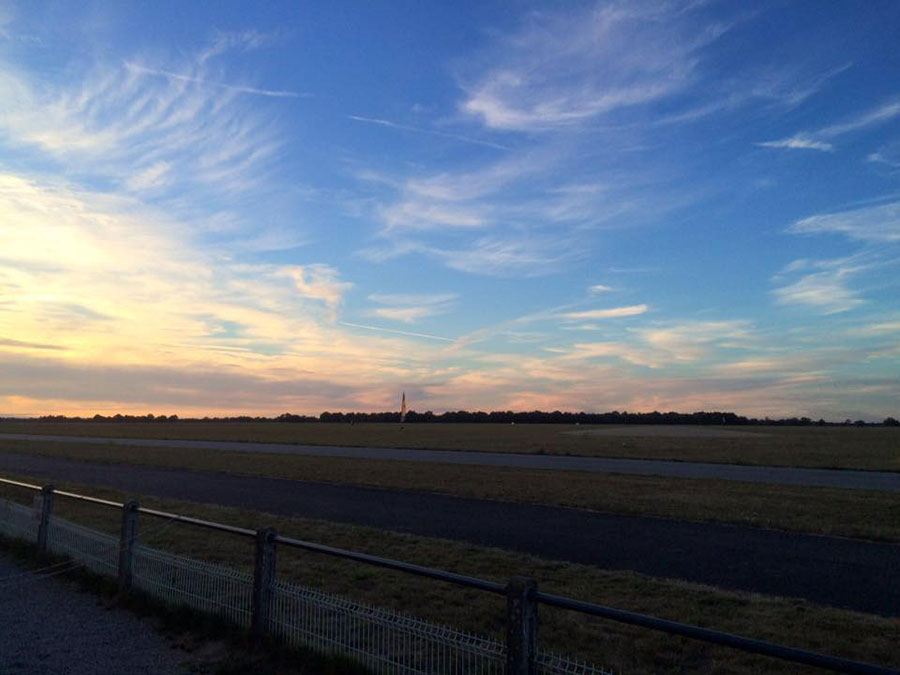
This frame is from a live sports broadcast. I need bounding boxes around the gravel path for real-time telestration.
[1,432,898,491]
[0,553,189,674]
[1,452,898,617]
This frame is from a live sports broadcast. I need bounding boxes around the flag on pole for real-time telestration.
[400,391,408,423]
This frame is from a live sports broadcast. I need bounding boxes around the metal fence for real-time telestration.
[0,488,602,675]
[133,544,255,630]
[0,476,897,675]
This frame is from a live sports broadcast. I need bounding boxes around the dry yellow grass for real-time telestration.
[0,476,897,675]
[1,420,898,470]
[1,438,897,542]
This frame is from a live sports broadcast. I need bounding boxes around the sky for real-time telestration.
[0,1,898,420]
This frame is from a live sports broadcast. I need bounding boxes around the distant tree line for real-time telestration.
[10,410,900,426]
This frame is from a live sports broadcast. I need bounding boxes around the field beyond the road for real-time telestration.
[1,437,898,542]
[0,420,897,471]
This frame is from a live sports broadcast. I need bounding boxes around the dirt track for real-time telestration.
[0,452,897,617]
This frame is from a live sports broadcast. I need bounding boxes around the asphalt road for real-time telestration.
[0,452,897,617]
[1,432,898,491]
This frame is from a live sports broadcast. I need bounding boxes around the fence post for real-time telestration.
[36,484,54,557]
[118,500,139,595]
[251,527,277,641]
[506,576,539,675]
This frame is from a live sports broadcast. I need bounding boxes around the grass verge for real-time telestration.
[0,421,897,470]
[1,475,898,675]
[1,438,898,542]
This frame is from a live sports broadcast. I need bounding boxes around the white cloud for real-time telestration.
[868,152,900,169]
[124,161,173,192]
[788,201,900,242]
[564,341,659,367]
[370,307,439,323]
[562,304,648,320]
[849,319,900,337]
[198,29,278,63]
[347,115,508,151]
[125,63,307,99]
[819,99,900,137]
[588,284,614,294]
[282,265,353,317]
[366,293,457,324]
[757,136,833,152]
[557,319,753,368]
[759,98,900,153]
[338,322,453,342]
[434,237,574,277]
[368,293,457,305]
[0,170,466,415]
[773,258,866,314]
[0,38,288,203]
[637,320,753,361]
[460,3,723,131]
[381,200,487,231]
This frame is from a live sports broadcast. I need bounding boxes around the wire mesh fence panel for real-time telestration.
[537,649,614,675]
[0,500,616,674]
[271,579,506,675]
[0,499,38,544]
[132,544,254,629]
[46,515,119,577]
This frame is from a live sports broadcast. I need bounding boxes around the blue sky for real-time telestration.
[0,1,898,419]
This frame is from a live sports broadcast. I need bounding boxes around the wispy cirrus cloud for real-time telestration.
[757,136,833,152]
[562,304,648,320]
[775,198,900,314]
[0,170,463,414]
[348,115,509,151]
[366,293,457,324]
[868,151,900,169]
[0,33,292,205]
[759,98,900,152]
[818,99,900,137]
[554,319,754,368]
[280,265,353,319]
[459,2,731,131]
[772,257,867,314]
[356,2,839,282]
[433,236,577,277]
[788,201,900,242]
[126,63,309,99]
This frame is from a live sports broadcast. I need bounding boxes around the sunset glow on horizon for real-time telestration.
[1,2,898,419]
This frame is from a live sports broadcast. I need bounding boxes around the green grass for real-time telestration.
[1,420,898,470]
[2,438,897,542]
[1,475,897,675]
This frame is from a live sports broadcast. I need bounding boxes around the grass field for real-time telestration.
[1,475,897,675]
[1,420,898,470]
[1,438,897,542]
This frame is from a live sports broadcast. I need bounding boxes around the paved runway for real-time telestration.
[0,452,897,616]
[1,432,898,491]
